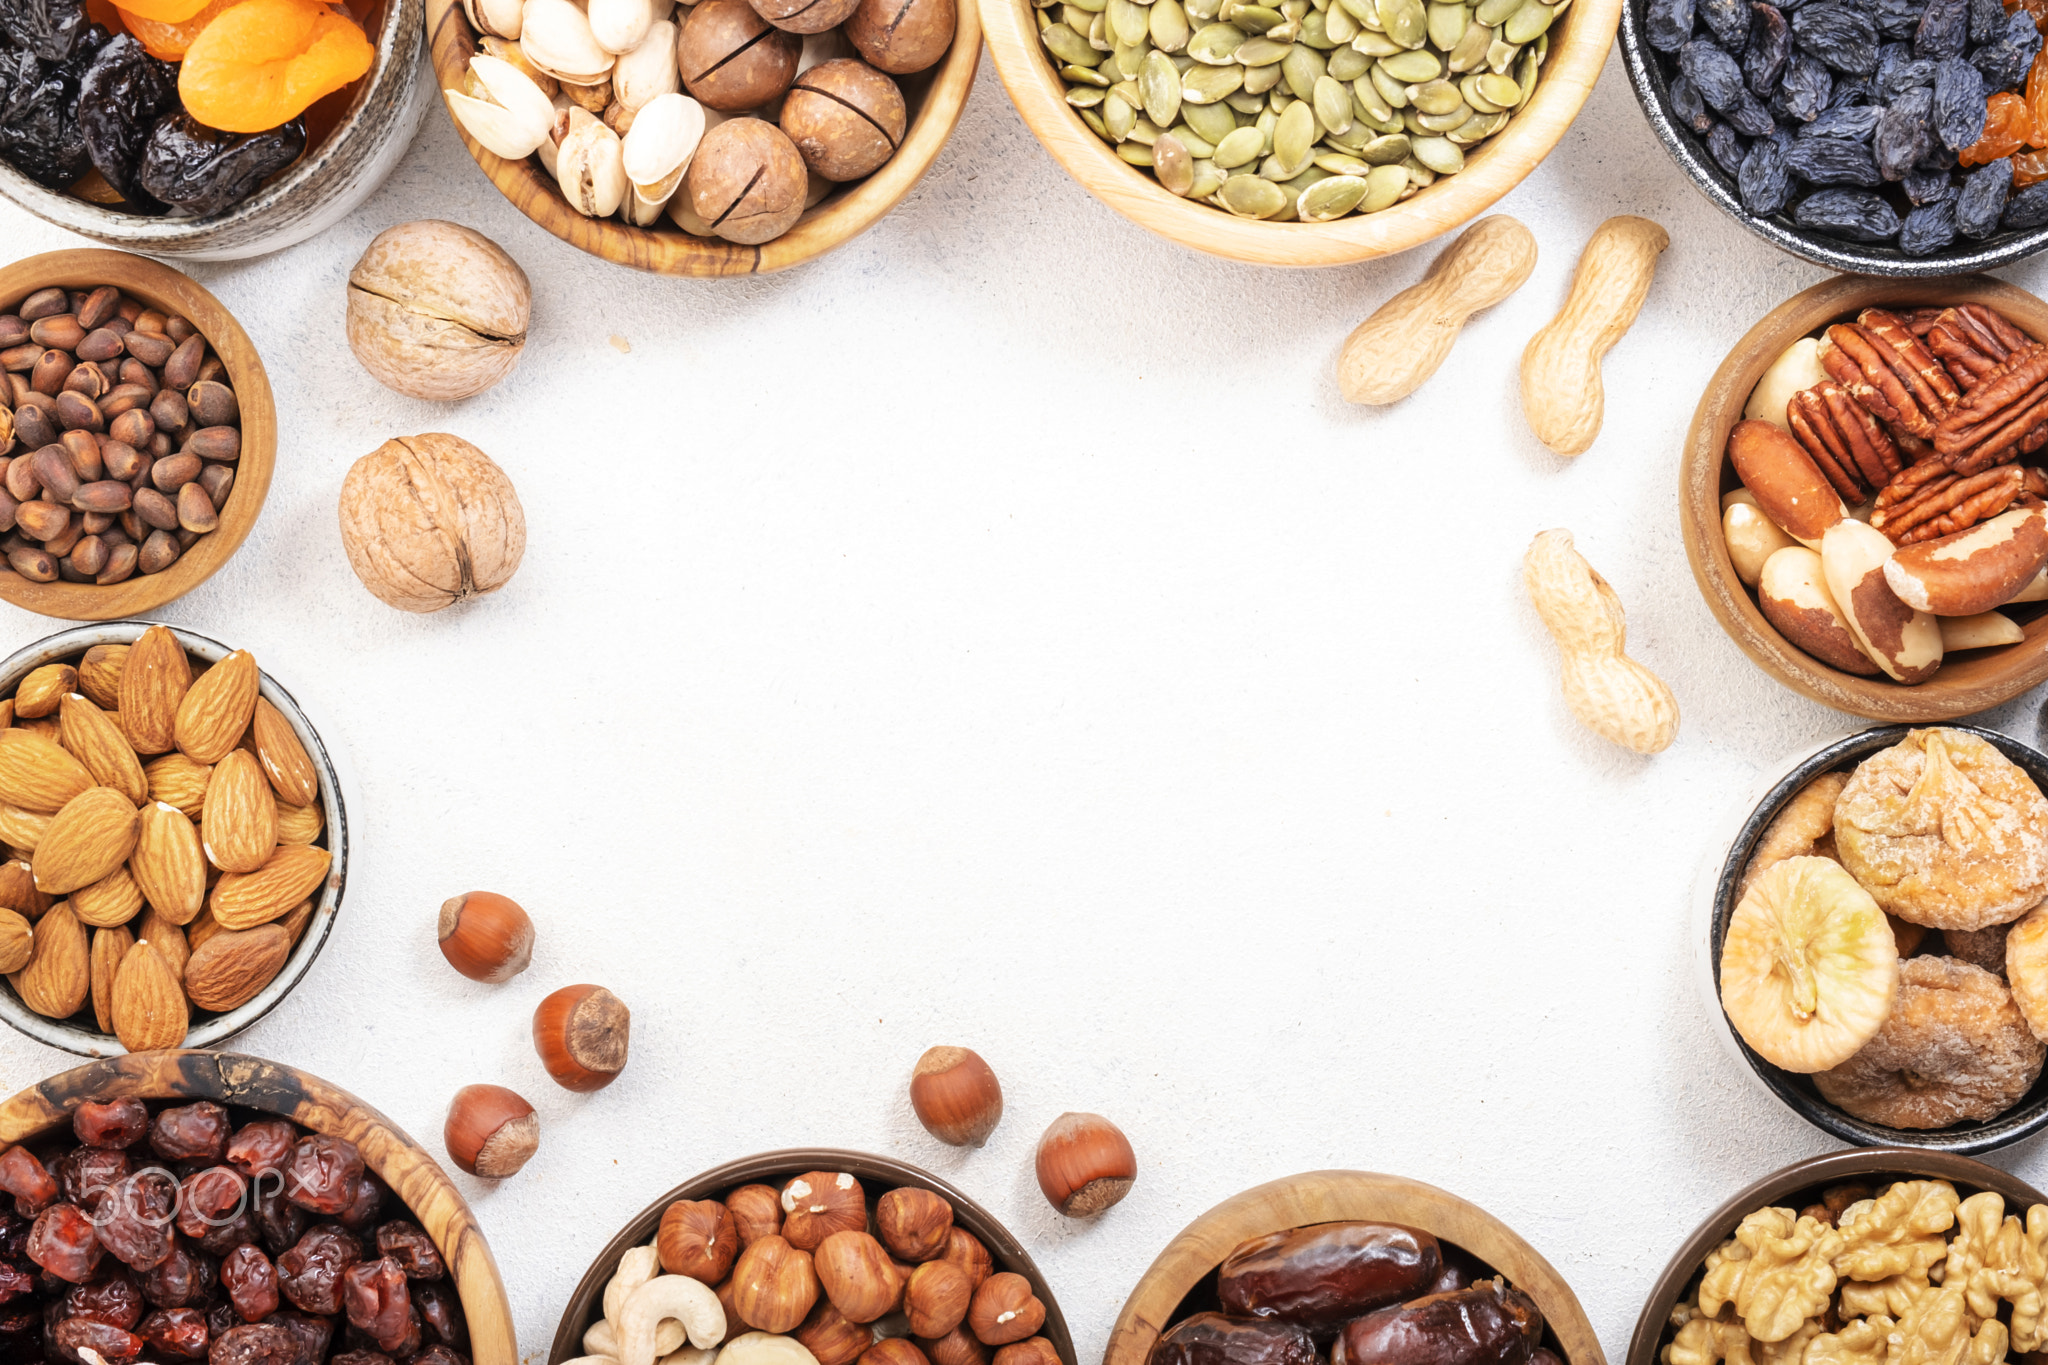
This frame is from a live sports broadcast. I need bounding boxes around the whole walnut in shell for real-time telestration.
[346,220,531,402]
[339,434,526,613]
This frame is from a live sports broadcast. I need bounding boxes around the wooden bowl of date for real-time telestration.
[1104,1170,1605,1365]
[0,250,276,621]
[0,1049,516,1364]
[424,0,980,276]
[977,0,1619,266]
[1682,273,2048,721]
[549,1147,1077,1364]
[1626,1147,2048,1365]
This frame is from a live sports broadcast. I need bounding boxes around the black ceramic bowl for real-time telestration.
[1618,2,2048,275]
[1710,724,2048,1153]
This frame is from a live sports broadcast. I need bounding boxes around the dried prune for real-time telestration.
[1971,9,2042,90]
[135,112,304,219]
[1906,166,1959,199]
[277,1225,358,1316]
[342,1259,412,1355]
[1784,132,1883,181]
[1795,185,1903,237]
[27,1207,100,1284]
[209,1322,295,1365]
[58,1149,129,1215]
[94,1170,176,1271]
[74,1102,147,1151]
[141,1244,212,1308]
[64,1277,141,1330]
[1934,54,1987,149]
[1915,0,1969,59]
[1793,2,1879,72]
[1746,3,1791,93]
[1219,1225,1443,1334]
[412,1283,464,1350]
[175,1168,245,1242]
[1803,102,1880,137]
[1672,73,1715,130]
[0,0,88,61]
[225,1125,295,1181]
[75,34,174,206]
[1152,1315,1316,1365]
[137,1306,208,1359]
[372,1224,440,1281]
[53,1315,141,1363]
[0,1151,57,1221]
[218,1245,275,1323]
[1972,0,2005,44]
[0,48,90,189]
[1958,153,2013,233]
[2005,180,2048,224]
[1740,130,1795,209]
[1649,0,1696,52]
[150,1105,228,1165]
[1772,50,1834,118]
[280,1137,361,1218]
[1707,119,1750,171]
[1878,85,1937,177]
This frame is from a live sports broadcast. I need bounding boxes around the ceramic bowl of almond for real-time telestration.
[1680,274,2048,722]
[0,621,345,1056]
[550,1149,1075,1365]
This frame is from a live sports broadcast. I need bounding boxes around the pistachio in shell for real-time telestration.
[685,117,809,244]
[679,0,802,109]
[844,0,954,74]
[780,59,904,180]
[338,434,526,614]
[345,221,532,403]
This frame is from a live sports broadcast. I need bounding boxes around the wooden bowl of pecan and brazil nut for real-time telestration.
[1681,273,2048,721]
[550,1149,1075,1365]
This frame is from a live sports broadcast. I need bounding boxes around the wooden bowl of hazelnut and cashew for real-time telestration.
[423,0,979,276]
[1682,273,2048,722]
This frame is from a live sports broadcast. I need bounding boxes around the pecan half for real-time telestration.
[1934,342,2048,474]
[1819,312,1961,440]
[1923,303,2034,390]
[1872,463,2027,544]
[1787,381,1902,500]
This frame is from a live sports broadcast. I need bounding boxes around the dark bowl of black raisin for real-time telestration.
[1622,0,2048,273]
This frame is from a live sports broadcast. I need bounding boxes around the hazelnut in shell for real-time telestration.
[1034,1112,1135,1217]
[444,1083,539,1178]
[781,59,904,181]
[339,433,526,613]
[782,1171,868,1250]
[437,890,534,982]
[660,1198,740,1283]
[728,1183,785,1245]
[909,1046,1003,1147]
[750,0,860,31]
[346,221,531,402]
[687,118,810,245]
[844,0,953,73]
[679,0,801,109]
[534,983,632,1091]
[966,1273,1045,1348]
[731,1234,819,1333]
[877,1186,952,1262]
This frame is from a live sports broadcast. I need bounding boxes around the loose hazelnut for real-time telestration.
[781,1171,867,1250]
[904,1260,973,1339]
[816,1230,901,1324]
[437,890,534,982]
[731,1234,819,1333]
[749,0,859,31]
[795,1300,876,1365]
[939,1227,993,1290]
[728,1183,785,1246]
[966,1273,1045,1348]
[780,60,904,181]
[844,0,953,73]
[1034,1113,1135,1218]
[443,1083,539,1178]
[686,119,809,246]
[533,983,631,1091]
[866,1342,932,1365]
[920,1328,990,1365]
[659,1198,740,1283]
[679,0,801,109]
[346,221,531,402]
[713,1276,744,1327]
[993,1340,1061,1365]
[877,1187,952,1262]
[909,1047,1003,1148]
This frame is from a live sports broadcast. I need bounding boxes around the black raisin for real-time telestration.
[1706,118,1751,171]
[1792,2,1879,72]
[1739,133,1795,210]
[1671,73,1715,131]
[1957,155,2012,237]
[1793,186,1903,237]
[2003,182,2048,228]
[1746,2,1791,93]
[1827,72,1873,104]
[0,0,86,62]
[135,111,305,218]
[1970,0,2005,44]
[1801,102,1880,137]
[1969,9,2041,90]
[1874,41,1936,98]
[1932,54,1986,150]
[1681,38,1749,106]
[1876,84,1935,178]
[1703,0,1752,48]
[1784,132,1883,182]
[1905,166,1959,201]
[1771,50,1835,117]
[1900,195,1958,251]
[1913,0,1968,59]
[1649,0,1697,51]
[1869,0,1921,37]
[75,33,172,206]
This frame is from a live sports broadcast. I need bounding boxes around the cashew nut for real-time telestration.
[662,1351,719,1365]
[563,1357,620,1365]
[1523,529,1679,755]
[587,1322,622,1358]
[621,1275,727,1365]
[605,1245,663,1324]
[1335,215,1537,406]
[715,1334,822,1365]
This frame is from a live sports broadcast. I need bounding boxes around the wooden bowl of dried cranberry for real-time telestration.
[0,1050,514,1365]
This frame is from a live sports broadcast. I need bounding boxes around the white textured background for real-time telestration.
[4,37,2046,1365]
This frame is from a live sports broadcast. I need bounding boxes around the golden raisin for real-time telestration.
[177,0,374,134]
[2017,147,2048,184]
[1964,91,2035,166]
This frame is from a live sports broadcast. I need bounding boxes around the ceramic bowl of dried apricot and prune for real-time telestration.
[1621,0,2048,274]
[0,0,427,259]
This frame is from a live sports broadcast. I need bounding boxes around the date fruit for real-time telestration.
[1331,1281,1544,1365]
[1217,1223,1443,1335]
[1150,1314,1317,1365]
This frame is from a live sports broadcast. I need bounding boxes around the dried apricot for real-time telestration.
[177,0,374,134]
[1963,91,2035,166]
[114,0,217,26]
[119,0,234,60]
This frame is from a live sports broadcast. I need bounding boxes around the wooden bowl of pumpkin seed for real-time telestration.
[979,0,1618,263]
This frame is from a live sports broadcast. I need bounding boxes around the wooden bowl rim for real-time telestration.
[976,0,1621,267]
[1103,1169,1606,1365]
[1680,272,2048,721]
[547,1146,1077,1364]
[0,250,275,620]
[423,0,981,276]
[0,621,349,1056]
[0,1050,515,1365]
[1624,1148,2048,1365]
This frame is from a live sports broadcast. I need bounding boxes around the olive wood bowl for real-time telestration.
[1681,272,2048,720]
[0,250,275,620]
[1702,723,2048,1154]
[0,621,348,1057]
[424,0,980,276]
[1626,1148,2048,1365]
[549,1147,1076,1363]
[0,1050,515,1363]
[1104,1170,1605,1365]
[978,0,1619,266]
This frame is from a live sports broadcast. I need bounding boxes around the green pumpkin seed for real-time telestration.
[1378,47,1439,80]
[1443,109,1495,141]
[1410,133,1462,171]
[1514,43,1538,101]
[1223,0,1285,27]
[1446,16,1491,67]
[1267,17,1301,38]
[1473,0,1518,23]
[1426,0,1467,46]
[1109,0,1149,42]
[1061,3,1094,27]
[1180,60,1244,101]
[1183,100,1237,141]
[1324,2,1359,38]
[1379,0,1426,44]
[1324,117,1371,147]
[1368,63,1408,106]
[1225,87,1266,110]
[1169,122,1218,155]
[1300,7,1336,42]
[1334,0,1378,25]
[1236,35,1293,61]
[1080,107,1109,134]
[1064,62,1113,84]
[1358,130,1409,162]
[1068,84,1107,105]
[1118,141,1156,164]
[1406,77,1459,112]
[1039,5,1052,25]
[1297,173,1368,219]
[1352,28,1402,51]
[1043,23,1102,63]
[1360,103,1405,131]
[1218,173,1286,215]
[1400,153,1433,182]
[1327,45,1368,77]
[1486,35,1516,68]
[1279,43,1324,96]
[1138,50,1183,123]
[1090,11,1113,45]
[1212,124,1266,166]
[1188,20,1246,59]
[1314,149,1370,172]
[1474,70,1519,105]
[1361,161,1407,209]
[1272,97,1316,171]
[1311,73,1354,132]
[1417,101,1469,129]
[1399,107,1426,133]
[1501,0,1551,40]
[1185,0,1220,20]
[1150,0,1192,45]
[1117,40,1155,77]
[1152,131,1195,191]
[1103,90,1137,137]
[1244,60,1284,91]
[1254,106,1279,145]
[1109,76,1142,102]
[1188,158,1226,194]
[1459,74,1500,110]
[1132,115,1166,142]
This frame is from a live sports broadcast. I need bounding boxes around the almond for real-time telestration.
[0,861,51,919]
[72,864,142,928]
[144,753,211,820]
[275,796,323,846]
[0,700,13,727]
[33,788,140,895]
[211,844,329,931]
[14,665,76,719]
[77,645,128,711]
[119,626,191,756]
[58,695,145,805]
[18,717,57,742]
[131,802,205,927]
[15,902,87,1019]
[183,924,291,1012]
[186,906,222,954]
[277,898,314,948]
[249,698,318,807]
[112,939,187,1051]
[0,804,51,852]
[137,907,188,985]
[0,908,32,975]
[91,923,132,1033]
[201,751,276,875]
[174,651,258,766]
[0,730,94,812]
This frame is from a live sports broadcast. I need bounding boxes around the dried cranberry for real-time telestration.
[150,1106,228,1166]
[268,1309,334,1365]
[251,1183,305,1258]
[282,1139,362,1217]
[58,1148,130,1215]
[72,1102,148,1151]
[341,1259,412,1355]
[411,1345,469,1365]
[411,1282,463,1350]
[224,1126,295,1182]
[94,1169,176,1270]
[53,1315,141,1362]
[175,1169,246,1242]
[370,1224,440,1282]
[218,1246,276,1324]
[207,1321,295,1365]
[335,1178,384,1233]
[28,1206,101,1283]
[195,1209,260,1258]
[64,1275,141,1328]
[0,1150,58,1219]
[277,1225,358,1315]
[138,1306,209,1359]
[141,1243,213,1308]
